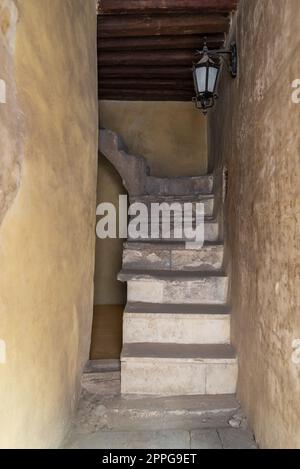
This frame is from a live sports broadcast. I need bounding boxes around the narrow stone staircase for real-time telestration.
[100,129,238,397]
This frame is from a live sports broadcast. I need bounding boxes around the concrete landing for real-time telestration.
[63,368,257,449]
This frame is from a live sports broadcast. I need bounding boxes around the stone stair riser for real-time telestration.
[123,246,223,271]
[123,313,230,344]
[145,175,214,196]
[129,198,214,217]
[127,222,219,242]
[127,277,228,304]
[121,360,238,395]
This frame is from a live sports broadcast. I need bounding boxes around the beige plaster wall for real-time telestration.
[208,0,300,448]
[99,100,208,177]
[0,0,98,448]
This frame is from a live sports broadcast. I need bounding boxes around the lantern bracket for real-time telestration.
[195,41,238,78]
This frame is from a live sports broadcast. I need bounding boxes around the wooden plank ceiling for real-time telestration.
[97,0,238,101]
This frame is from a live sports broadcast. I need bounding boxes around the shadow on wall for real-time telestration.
[94,156,127,307]
[91,156,127,360]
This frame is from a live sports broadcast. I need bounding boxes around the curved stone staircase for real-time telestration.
[100,128,238,397]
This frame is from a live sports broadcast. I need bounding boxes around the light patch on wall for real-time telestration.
[0,0,18,54]
[291,79,300,104]
[291,339,300,365]
[0,339,6,364]
[0,79,6,103]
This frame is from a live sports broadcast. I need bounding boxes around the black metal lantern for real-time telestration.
[193,45,220,113]
[193,40,237,114]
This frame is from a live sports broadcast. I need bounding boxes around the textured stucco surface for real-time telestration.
[0,0,98,448]
[209,0,300,448]
[99,100,207,177]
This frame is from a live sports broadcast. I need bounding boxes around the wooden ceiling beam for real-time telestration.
[99,78,194,91]
[99,88,193,101]
[98,34,224,51]
[97,0,238,15]
[98,14,230,38]
[99,66,193,79]
[99,49,198,66]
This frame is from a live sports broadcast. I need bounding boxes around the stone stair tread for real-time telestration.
[148,175,213,181]
[125,302,231,315]
[146,175,214,196]
[133,190,214,196]
[118,269,226,281]
[122,343,236,361]
[131,193,214,201]
[127,238,219,243]
[124,240,223,250]
[129,216,217,223]
[104,392,240,415]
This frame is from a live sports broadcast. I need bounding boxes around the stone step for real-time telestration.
[145,174,214,196]
[118,270,228,304]
[123,242,224,271]
[123,303,230,345]
[130,194,214,217]
[79,370,240,431]
[127,219,219,242]
[121,343,238,395]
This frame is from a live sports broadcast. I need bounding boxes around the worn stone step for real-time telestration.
[121,343,238,395]
[123,242,223,271]
[123,303,230,345]
[127,219,219,242]
[118,270,228,304]
[78,370,240,431]
[130,194,214,217]
[145,175,214,196]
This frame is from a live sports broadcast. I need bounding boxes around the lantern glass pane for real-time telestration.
[195,66,207,93]
[207,66,218,93]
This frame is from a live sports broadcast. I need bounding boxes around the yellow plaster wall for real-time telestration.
[0,0,98,448]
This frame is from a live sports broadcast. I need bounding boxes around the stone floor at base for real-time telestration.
[63,365,257,450]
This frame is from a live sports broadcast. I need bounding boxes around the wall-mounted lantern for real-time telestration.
[193,39,237,114]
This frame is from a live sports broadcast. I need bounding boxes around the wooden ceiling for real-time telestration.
[97,1,238,101]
